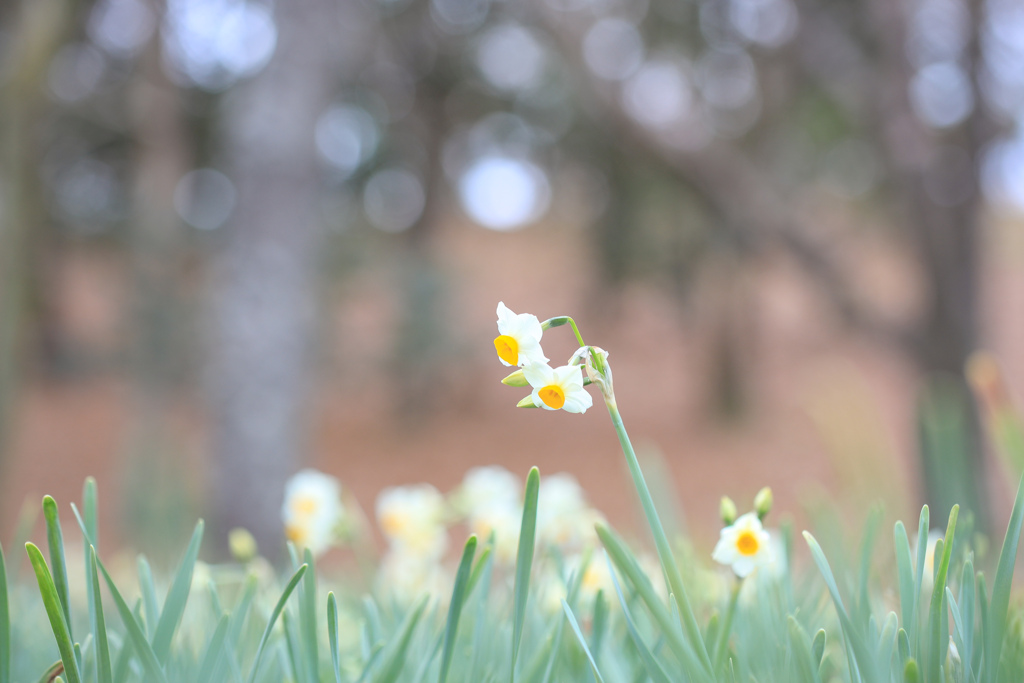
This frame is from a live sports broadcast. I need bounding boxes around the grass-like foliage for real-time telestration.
[5,328,1024,681]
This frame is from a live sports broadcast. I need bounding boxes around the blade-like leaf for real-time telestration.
[926,505,957,683]
[136,556,159,639]
[246,564,307,683]
[561,601,606,683]
[88,548,112,683]
[439,535,477,683]
[608,554,672,683]
[196,613,230,683]
[42,497,72,640]
[0,541,9,683]
[25,543,81,683]
[374,596,427,683]
[985,473,1024,683]
[511,466,539,681]
[328,592,342,683]
[152,520,204,665]
[94,552,169,683]
[894,521,915,631]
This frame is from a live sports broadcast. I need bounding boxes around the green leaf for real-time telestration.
[42,496,72,641]
[787,616,823,683]
[196,613,230,683]
[25,543,82,683]
[856,506,883,626]
[913,505,930,650]
[246,563,307,683]
[152,520,204,665]
[0,541,9,683]
[802,531,878,683]
[299,548,319,683]
[136,556,159,639]
[985,473,1024,683]
[926,505,957,683]
[894,521,915,633]
[561,600,605,683]
[607,554,672,683]
[94,551,169,683]
[374,596,427,683]
[88,548,112,683]
[328,592,342,683]
[812,629,826,668]
[439,535,477,683]
[959,560,976,680]
[82,479,99,667]
[597,523,705,680]
[511,466,539,681]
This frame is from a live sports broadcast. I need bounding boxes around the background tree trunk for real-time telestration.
[206,0,338,555]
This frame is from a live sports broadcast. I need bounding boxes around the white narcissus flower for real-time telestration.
[494,302,548,367]
[468,500,522,564]
[523,363,593,413]
[376,484,448,559]
[282,469,343,557]
[452,465,521,517]
[712,512,773,577]
[537,473,601,549]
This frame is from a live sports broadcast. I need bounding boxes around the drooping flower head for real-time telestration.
[494,302,548,367]
[282,469,343,557]
[524,363,593,413]
[712,512,773,578]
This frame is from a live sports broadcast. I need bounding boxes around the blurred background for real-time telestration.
[1,0,1024,559]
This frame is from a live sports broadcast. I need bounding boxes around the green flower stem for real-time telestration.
[603,396,714,677]
[713,580,742,672]
[541,316,586,347]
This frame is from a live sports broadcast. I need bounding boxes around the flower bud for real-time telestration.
[719,496,737,525]
[754,487,773,520]
[229,527,258,562]
[501,369,529,387]
[541,316,570,330]
[517,395,540,408]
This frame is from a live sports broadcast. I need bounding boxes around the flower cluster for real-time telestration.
[494,302,594,413]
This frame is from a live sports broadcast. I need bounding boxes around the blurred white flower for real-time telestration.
[523,363,593,413]
[376,484,449,559]
[469,500,523,564]
[378,551,450,604]
[712,512,773,577]
[537,473,600,548]
[453,465,521,515]
[495,302,548,367]
[282,469,343,557]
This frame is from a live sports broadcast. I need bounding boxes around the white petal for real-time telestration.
[553,364,584,388]
[561,388,593,414]
[732,557,756,578]
[523,362,556,389]
[496,302,515,334]
[712,532,739,566]
[518,340,549,367]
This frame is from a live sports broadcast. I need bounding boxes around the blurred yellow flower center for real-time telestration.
[291,495,318,516]
[381,511,408,537]
[494,335,519,365]
[285,523,307,544]
[538,384,566,409]
[736,530,759,556]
